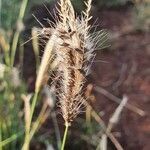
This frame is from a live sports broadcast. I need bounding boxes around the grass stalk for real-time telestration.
[61,124,69,150]
[87,102,124,150]
[31,27,40,72]
[22,92,38,150]
[4,51,10,66]
[0,123,2,150]
[10,0,28,67]
[29,103,49,140]
[30,91,39,125]
[0,33,10,65]
[11,31,20,67]
[22,135,30,150]
[86,105,92,126]
[22,29,56,149]
[0,132,23,148]
[22,94,32,150]
[35,32,55,93]
[51,112,61,150]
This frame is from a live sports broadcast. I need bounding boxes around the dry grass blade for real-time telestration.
[94,86,145,116]
[30,103,50,140]
[97,134,107,150]
[107,95,128,133]
[22,94,32,150]
[31,27,40,71]
[86,101,124,150]
[97,96,128,150]
[22,94,32,135]
[35,29,55,93]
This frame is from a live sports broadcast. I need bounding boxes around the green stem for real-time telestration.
[0,123,2,150]
[10,0,29,67]
[30,91,39,125]
[4,50,10,66]
[22,139,29,150]
[11,31,19,67]
[0,131,23,148]
[61,124,69,150]
[29,103,48,140]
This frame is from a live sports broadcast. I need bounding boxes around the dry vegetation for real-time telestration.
[0,0,149,150]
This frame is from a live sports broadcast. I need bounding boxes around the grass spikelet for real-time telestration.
[54,0,102,126]
[29,0,108,133]
[83,0,93,31]
[35,29,56,93]
[57,0,68,28]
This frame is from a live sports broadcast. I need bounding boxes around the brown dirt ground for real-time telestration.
[91,7,150,150]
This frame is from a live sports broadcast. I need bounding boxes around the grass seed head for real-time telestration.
[39,0,108,125]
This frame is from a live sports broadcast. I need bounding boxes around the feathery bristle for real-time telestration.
[52,0,93,125]
[39,0,108,125]
[83,0,93,32]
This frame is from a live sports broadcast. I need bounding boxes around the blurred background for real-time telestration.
[0,0,150,150]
